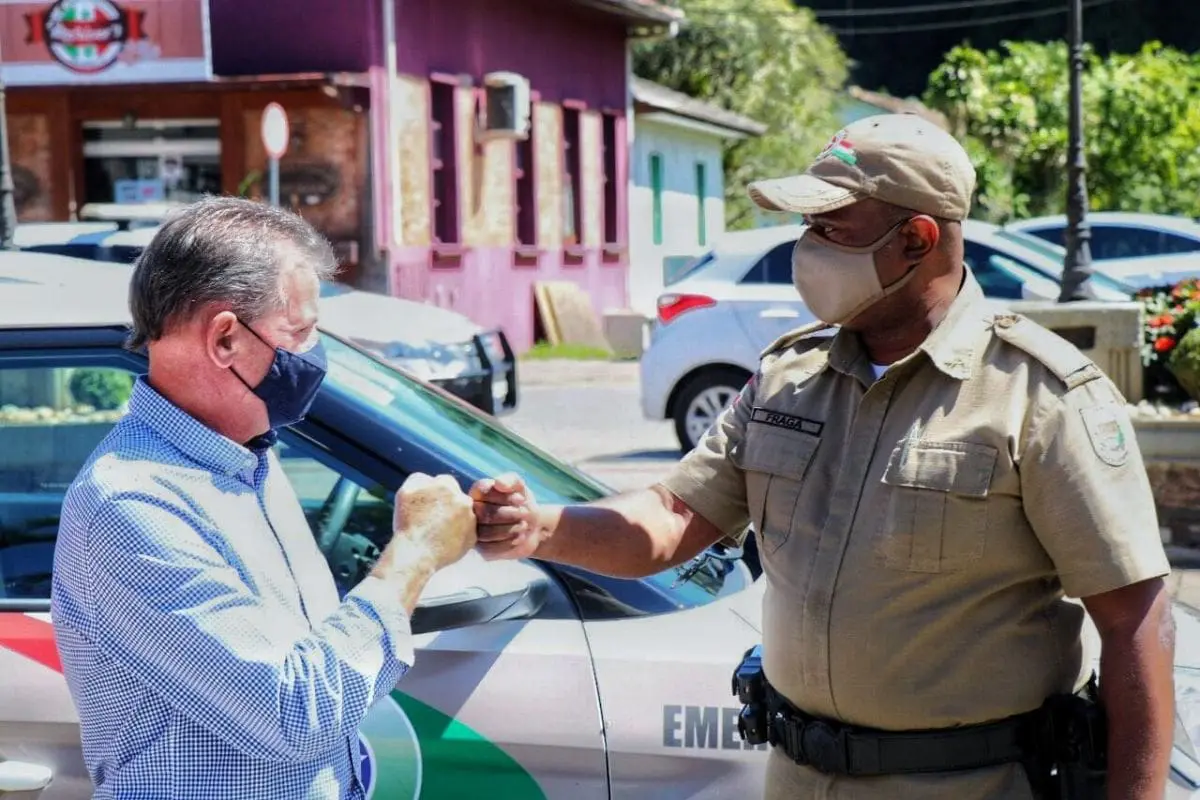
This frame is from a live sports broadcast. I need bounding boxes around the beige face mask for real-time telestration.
[791,219,919,326]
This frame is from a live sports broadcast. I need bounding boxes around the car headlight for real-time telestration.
[383,340,481,381]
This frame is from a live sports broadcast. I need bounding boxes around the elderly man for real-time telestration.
[474,114,1175,799]
[51,197,476,799]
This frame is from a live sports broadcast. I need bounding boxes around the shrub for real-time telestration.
[1169,326,1200,402]
[1137,278,1200,402]
[69,368,134,411]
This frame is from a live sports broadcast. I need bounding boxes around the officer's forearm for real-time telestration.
[1094,584,1175,800]
[532,485,714,579]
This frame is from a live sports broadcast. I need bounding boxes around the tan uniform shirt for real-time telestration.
[660,272,1171,800]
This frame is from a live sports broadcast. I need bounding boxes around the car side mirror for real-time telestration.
[408,551,549,635]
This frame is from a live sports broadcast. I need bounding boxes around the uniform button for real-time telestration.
[995,316,1016,328]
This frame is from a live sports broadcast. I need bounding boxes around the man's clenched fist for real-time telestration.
[470,472,543,561]
[391,472,476,569]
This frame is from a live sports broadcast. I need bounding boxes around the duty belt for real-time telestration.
[764,684,1041,777]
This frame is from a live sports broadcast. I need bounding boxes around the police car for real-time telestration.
[12,222,519,418]
[0,251,1197,799]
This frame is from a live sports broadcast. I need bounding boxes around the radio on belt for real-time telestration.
[732,644,770,746]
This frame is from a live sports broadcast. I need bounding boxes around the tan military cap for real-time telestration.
[747,113,977,221]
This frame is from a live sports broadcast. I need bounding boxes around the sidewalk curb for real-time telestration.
[517,359,640,387]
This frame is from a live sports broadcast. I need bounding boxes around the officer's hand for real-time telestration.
[388,472,477,570]
[469,473,541,561]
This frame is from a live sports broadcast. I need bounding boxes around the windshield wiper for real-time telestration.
[671,547,743,588]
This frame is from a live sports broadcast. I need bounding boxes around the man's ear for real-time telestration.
[205,311,241,369]
[901,215,940,261]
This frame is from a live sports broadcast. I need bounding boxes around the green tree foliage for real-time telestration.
[800,0,1186,98]
[69,368,134,411]
[634,0,849,228]
[924,40,1200,223]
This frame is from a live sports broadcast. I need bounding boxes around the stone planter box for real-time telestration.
[0,421,117,493]
[1133,416,1200,548]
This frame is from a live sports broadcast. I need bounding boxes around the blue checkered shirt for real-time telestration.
[51,377,415,799]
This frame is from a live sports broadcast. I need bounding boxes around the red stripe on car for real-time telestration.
[0,614,62,673]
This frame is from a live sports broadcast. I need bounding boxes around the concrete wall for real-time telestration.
[209,0,381,74]
[628,117,726,317]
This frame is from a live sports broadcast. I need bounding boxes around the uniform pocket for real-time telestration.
[878,440,997,573]
[739,424,821,555]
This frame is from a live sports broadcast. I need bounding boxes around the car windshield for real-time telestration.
[318,332,754,609]
[996,229,1067,262]
[322,332,608,503]
[994,230,1136,295]
[664,251,716,285]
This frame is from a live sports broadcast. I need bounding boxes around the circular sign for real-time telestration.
[356,733,377,797]
[261,103,290,160]
[42,0,131,74]
[358,695,422,799]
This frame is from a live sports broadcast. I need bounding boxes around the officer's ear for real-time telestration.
[899,215,940,262]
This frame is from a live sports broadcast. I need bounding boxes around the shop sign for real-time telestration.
[114,178,165,203]
[0,0,212,86]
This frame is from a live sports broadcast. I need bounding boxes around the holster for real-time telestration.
[732,646,1107,797]
[1023,675,1107,800]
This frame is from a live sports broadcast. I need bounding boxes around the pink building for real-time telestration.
[5,0,679,351]
[210,0,681,351]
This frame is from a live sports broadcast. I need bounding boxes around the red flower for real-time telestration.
[1152,313,1176,327]
[1154,335,1176,353]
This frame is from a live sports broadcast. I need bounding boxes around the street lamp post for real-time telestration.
[1058,0,1092,302]
[0,44,16,251]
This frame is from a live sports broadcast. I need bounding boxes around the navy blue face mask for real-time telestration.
[230,319,328,431]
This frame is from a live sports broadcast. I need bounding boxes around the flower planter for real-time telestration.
[1139,278,1200,403]
[1168,327,1200,403]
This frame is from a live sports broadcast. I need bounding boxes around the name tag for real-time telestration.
[750,407,823,436]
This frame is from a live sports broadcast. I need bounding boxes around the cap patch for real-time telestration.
[818,130,857,166]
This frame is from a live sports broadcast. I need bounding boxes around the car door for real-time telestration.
[729,240,816,347]
[0,348,606,800]
[0,356,142,799]
[271,437,608,800]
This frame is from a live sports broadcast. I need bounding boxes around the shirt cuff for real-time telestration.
[1057,545,1173,599]
[347,575,417,669]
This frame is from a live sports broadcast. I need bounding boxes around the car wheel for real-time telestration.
[672,367,750,453]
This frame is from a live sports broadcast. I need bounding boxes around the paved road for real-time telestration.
[503,381,680,492]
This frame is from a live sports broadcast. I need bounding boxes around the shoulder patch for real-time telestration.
[1080,401,1130,467]
[760,321,834,359]
[991,314,1102,391]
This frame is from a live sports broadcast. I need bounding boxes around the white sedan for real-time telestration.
[1005,212,1200,288]
[640,221,1133,453]
[1006,211,1200,261]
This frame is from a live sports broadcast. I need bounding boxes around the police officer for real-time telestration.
[471,113,1176,800]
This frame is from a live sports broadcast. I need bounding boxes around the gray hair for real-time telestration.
[126,196,338,350]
